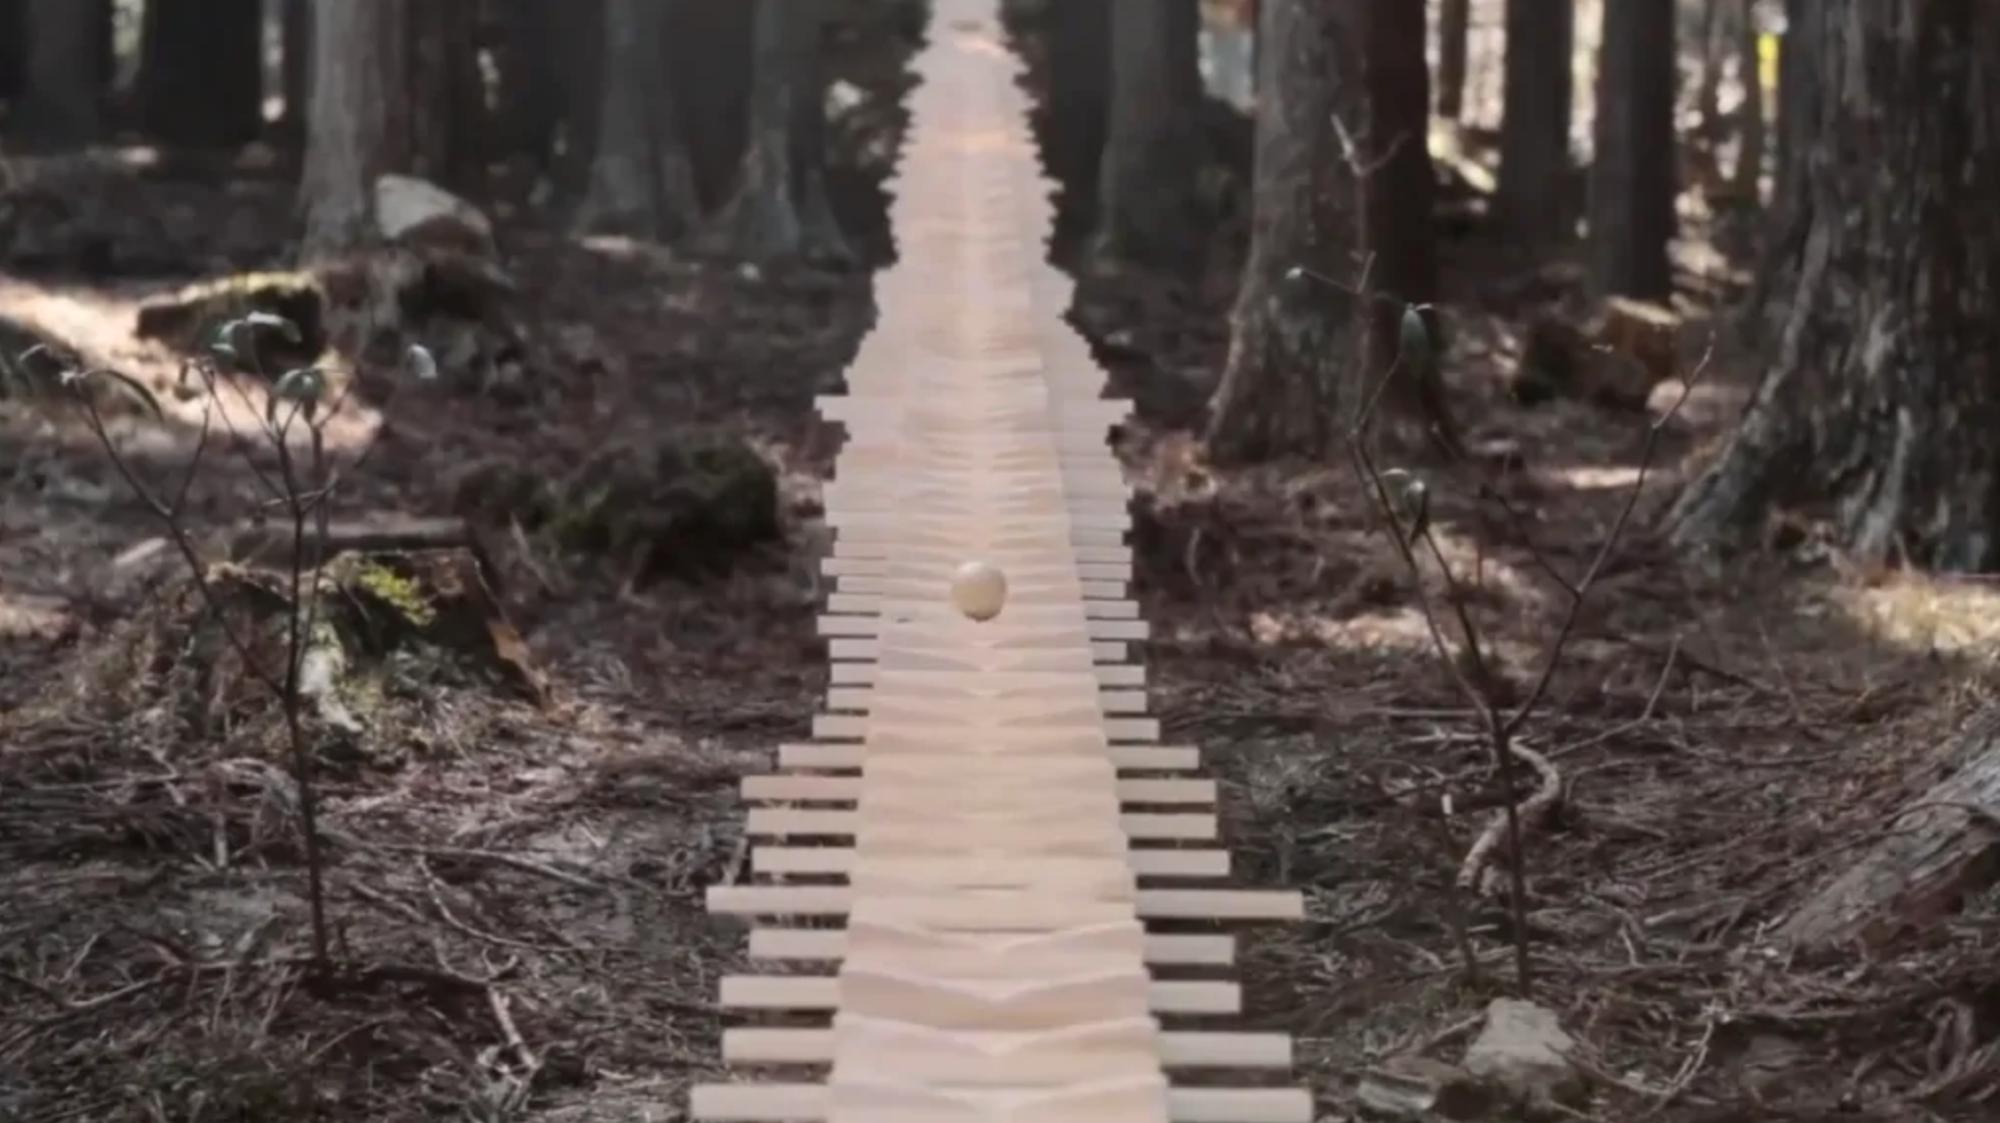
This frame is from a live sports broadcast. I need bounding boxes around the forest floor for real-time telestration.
[6,8,2000,1123]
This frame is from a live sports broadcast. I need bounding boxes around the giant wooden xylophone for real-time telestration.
[693,2,1309,1119]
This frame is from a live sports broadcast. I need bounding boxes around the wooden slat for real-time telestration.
[751,846,1230,878]
[709,886,1300,921]
[718,975,1239,1015]
[745,928,1236,966]
[690,1084,1313,1123]
[723,1028,1292,1068]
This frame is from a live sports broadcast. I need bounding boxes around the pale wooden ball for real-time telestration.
[950,560,1008,622]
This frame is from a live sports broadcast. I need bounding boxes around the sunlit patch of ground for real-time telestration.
[1833,570,2000,662]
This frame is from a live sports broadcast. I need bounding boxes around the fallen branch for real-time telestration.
[1458,742,1563,896]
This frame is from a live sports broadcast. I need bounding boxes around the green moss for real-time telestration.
[349,561,437,629]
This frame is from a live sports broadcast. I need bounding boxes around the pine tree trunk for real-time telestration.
[1205,0,1364,464]
[575,0,701,241]
[405,0,486,194]
[1696,0,1724,136]
[1043,0,1110,261]
[0,0,24,107]
[1671,1,2000,571]
[1495,0,1575,243]
[281,0,313,143]
[17,0,107,148]
[300,0,413,259]
[494,0,564,172]
[1773,0,1817,228]
[1362,0,1456,453]
[1744,0,1819,338]
[711,0,846,264]
[1732,0,1765,199]
[1436,0,1470,120]
[668,0,755,211]
[138,0,264,149]
[1589,0,1677,299]
[1093,0,1205,271]
[785,0,850,265]
[552,0,606,201]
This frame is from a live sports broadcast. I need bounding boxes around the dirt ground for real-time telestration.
[5,5,2000,1123]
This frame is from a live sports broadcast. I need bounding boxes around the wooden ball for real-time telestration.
[951,560,1008,622]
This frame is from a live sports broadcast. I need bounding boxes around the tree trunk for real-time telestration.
[1696,0,1724,136]
[551,0,606,202]
[138,0,264,149]
[1780,709,2000,948]
[1732,0,1765,200]
[1589,0,1677,299]
[300,0,413,259]
[16,0,107,147]
[1495,0,1575,244]
[1772,0,1817,229]
[1671,1,2000,570]
[281,0,313,143]
[1044,0,1111,262]
[404,1,486,194]
[0,0,24,107]
[1361,0,1456,454]
[710,0,846,264]
[668,0,755,211]
[1205,0,1364,464]
[784,0,850,265]
[1093,0,1206,271]
[494,0,564,171]
[1743,0,1819,338]
[1437,0,1470,120]
[575,0,701,241]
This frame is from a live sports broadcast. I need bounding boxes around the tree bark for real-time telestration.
[575,0,701,241]
[1732,0,1765,200]
[550,0,606,202]
[1205,0,1365,464]
[1671,1,2000,570]
[138,0,264,149]
[1436,0,1470,120]
[0,0,24,107]
[1780,709,2000,948]
[300,0,413,259]
[1696,0,1724,136]
[1772,0,1817,230]
[494,0,564,172]
[1589,0,1677,300]
[1093,0,1206,272]
[1743,0,1819,338]
[405,1,486,194]
[1043,0,1111,262]
[710,0,847,264]
[1495,0,1575,244]
[16,0,107,148]
[667,0,755,211]
[1361,0,1456,454]
[281,0,313,143]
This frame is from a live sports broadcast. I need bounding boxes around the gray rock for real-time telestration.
[1463,999,1584,1109]
[1358,1056,1495,1120]
[374,174,496,258]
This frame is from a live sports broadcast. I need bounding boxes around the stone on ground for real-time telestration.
[1462,999,1584,1111]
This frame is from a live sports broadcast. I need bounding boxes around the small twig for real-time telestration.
[418,857,574,953]
[1502,342,1714,739]
[371,844,605,892]
[486,985,542,1084]
[1647,1013,1719,1115]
